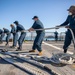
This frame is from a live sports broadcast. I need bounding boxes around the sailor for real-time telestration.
[3,28,11,46]
[0,29,5,44]
[28,16,45,55]
[54,31,58,42]
[57,5,75,53]
[14,21,26,51]
[10,24,18,48]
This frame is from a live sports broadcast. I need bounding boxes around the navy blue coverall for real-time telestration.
[60,15,75,52]
[11,26,18,46]
[16,24,26,49]
[54,31,58,41]
[0,29,5,42]
[32,19,45,52]
[4,29,11,45]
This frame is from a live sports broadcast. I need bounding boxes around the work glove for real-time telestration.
[65,26,69,28]
[28,28,34,32]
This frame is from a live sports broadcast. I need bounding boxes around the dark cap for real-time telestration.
[67,5,75,11]
[32,16,38,19]
[14,21,19,24]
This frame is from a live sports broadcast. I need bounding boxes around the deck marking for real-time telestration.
[43,42,73,54]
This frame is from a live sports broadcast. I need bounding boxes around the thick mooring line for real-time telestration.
[1,51,59,75]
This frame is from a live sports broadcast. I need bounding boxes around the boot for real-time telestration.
[5,43,9,46]
[64,49,67,53]
[29,50,35,52]
[16,47,22,51]
[0,41,3,44]
[38,51,43,56]
[10,46,16,48]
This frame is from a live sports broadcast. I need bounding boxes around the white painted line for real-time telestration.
[44,43,64,45]
[43,42,73,54]
[53,44,73,46]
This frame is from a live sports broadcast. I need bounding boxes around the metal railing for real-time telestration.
[2,32,66,41]
[25,32,66,41]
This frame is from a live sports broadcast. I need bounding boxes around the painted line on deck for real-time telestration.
[52,43,73,46]
[43,42,73,54]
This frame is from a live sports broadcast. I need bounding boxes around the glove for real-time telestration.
[28,28,34,32]
[65,26,69,28]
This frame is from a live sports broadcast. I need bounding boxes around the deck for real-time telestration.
[0,41,75,75]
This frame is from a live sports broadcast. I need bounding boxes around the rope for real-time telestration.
[21,26,75,54]
[21,26,65,32]
[69,28,75,54]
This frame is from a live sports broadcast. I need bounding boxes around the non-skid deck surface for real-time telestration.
[0,41,75,75]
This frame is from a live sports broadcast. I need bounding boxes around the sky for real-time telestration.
[0,0,75,33]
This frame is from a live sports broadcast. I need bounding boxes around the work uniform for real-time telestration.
[32,19,45,52]
[54,31,58,42]
[60,15,75,53]
[0,29,5,43]
[11,26,18,47]
[16,24,26,50]
[4,29,11,45]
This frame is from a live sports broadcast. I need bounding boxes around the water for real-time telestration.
[2,32,65,41]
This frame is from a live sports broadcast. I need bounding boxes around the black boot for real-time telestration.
[64,49,67,53]
[16,47,22,51]
[5,43,9,46]
[0,41,3,44]
[10,46,16,48]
